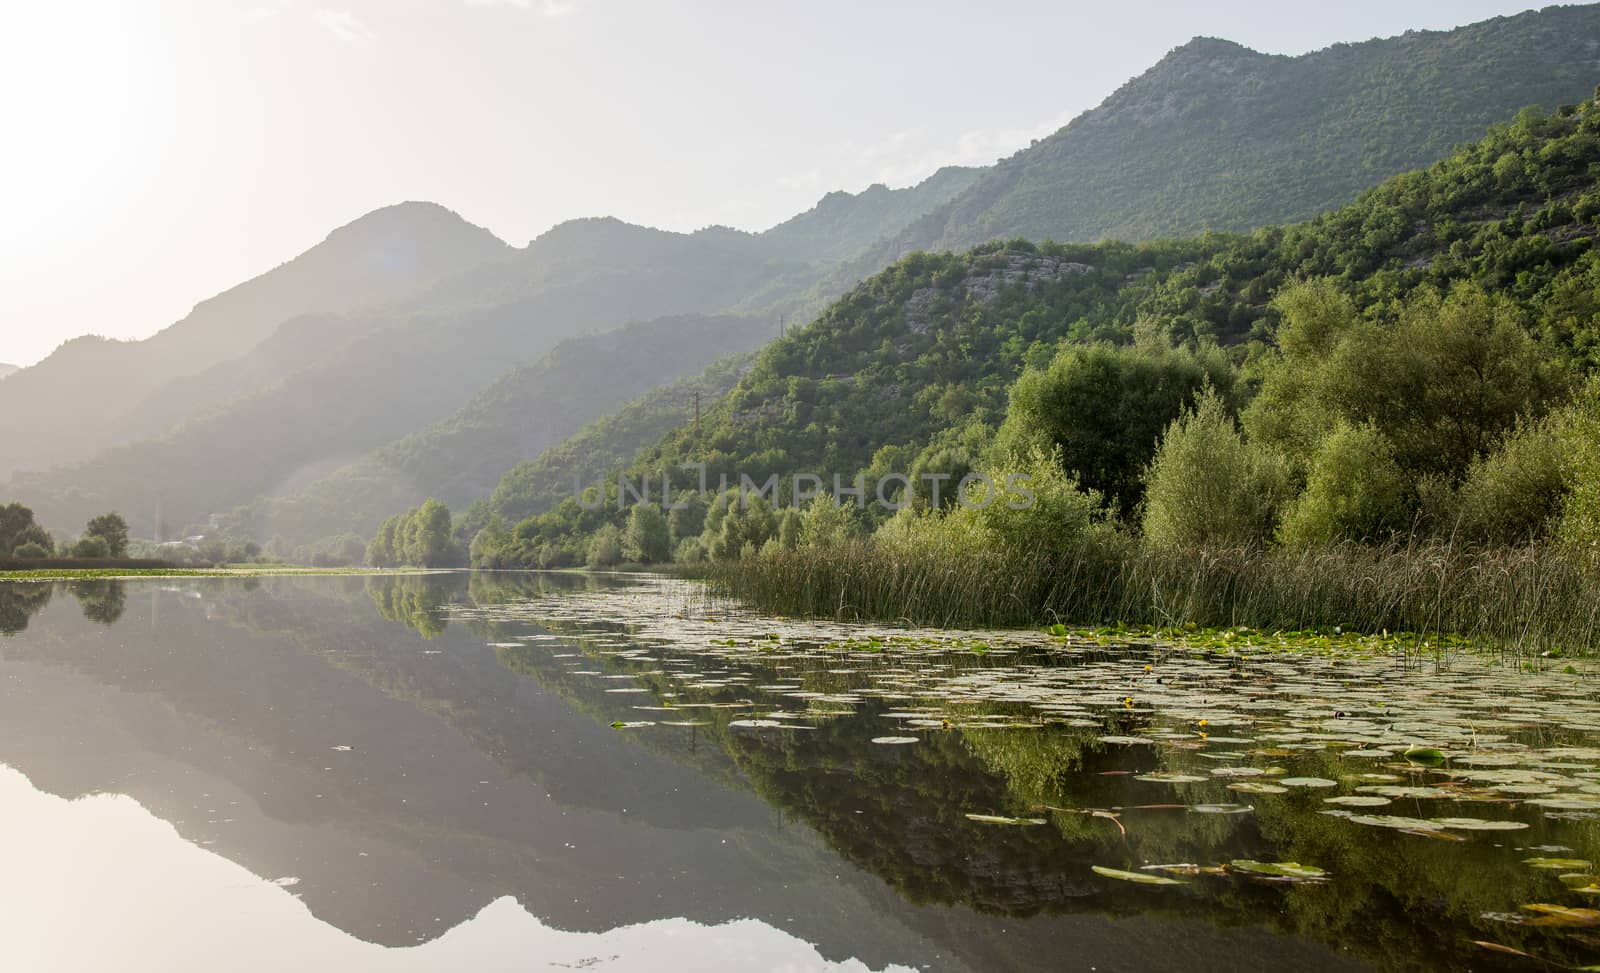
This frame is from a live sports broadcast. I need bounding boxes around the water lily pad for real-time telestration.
[965,813,1047,826]
[1229,860,1328,880]
[1324,795,1393,807]
[1228,782,1289,795]
[871,736,920,745]
[1524,857,1593,871]
[1091,865,1185,886]
[1099,735,1155,746]
[1522,903,1600,927]
[1347,814,1437,830]
[1278,777,1338,788]
[1430,817,1529,831]
[1403,746,1447,765]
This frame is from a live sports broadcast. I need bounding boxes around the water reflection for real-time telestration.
[0,766,898,973]
[0,572,1368,972]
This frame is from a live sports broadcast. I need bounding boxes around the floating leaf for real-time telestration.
[1091,865,1185,886]
[871,736,920,745]
[1142,863,1227,876]
[1324,795,1392,807]
[1403,746,1446,766]
[965,813,1047,826]
[1278,777,1338,788]
[1099,735,1155,746]
[1429,817,1529,832]
[1229,860,1329,880]
[1228,782,1289,795]
[1524,857,1593,871]
[1522,903,1600,927]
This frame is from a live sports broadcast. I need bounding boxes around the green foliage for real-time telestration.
[469,516,514,569]
[12,541,48,559]
[996,339,1236,513]
[82,512,129,559]
[623,505,671,564]
[1277,424,1413,548]
[1557,377,1600,552]
[1247,281,1570,480]
[586,523,623,569]
[71,535,110,559]
[0,502,51,558]
[366,499,462,568]
[1446,421,1567,544]
[798,495,861,548]
[1142,391,1288,550]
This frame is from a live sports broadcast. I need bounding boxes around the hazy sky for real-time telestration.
[0,0,1559,367]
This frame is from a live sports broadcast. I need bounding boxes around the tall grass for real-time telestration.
[706,536,1600,654]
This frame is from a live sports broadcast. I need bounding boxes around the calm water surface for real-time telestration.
[3,572,1598,972]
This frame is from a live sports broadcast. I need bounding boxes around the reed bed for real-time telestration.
[706,537,1600,655]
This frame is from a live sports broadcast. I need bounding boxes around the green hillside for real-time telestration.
[476,94,1600,573]
[859,5,1600,263]
[464,352,756,535]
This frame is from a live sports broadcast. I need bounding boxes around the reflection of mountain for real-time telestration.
[0,575,1365,972]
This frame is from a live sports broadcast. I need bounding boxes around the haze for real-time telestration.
[0,0,1550,367]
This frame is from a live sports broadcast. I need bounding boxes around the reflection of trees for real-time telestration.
[496,625,1600,972]
[365,574,465,639]
[0,583,52,635]
[69,579,126,626]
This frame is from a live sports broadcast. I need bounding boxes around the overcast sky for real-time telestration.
[0,0,1561,366]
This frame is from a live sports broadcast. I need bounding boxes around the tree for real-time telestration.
[587,523,623,568]
[623,505,671,563]
[998,340,1238,515]
[470,516,513,569]
[82,513,130,558]
[1277,423,1412,548]
[71,535,110,559]
[1143,390,1289,550]
[0,502,50,558]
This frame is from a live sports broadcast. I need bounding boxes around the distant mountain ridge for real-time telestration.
[854,4,1600,264]
[0,363,15,381]
[0,202,511,477]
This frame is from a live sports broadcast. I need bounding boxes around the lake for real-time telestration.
[3,572,1599,972]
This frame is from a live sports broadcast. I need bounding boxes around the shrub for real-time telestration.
[12,541,48,559]
[1278,422,1412,548]
[71,535,110,559]
[1143,389,1288,550]
[1449,421,1566,543]
[623,505,671,563]
[586,523,623,568]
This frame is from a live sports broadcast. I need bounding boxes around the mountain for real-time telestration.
[3,220,820,537]
[487,96,1600,559]
[465,351,756,534]
[855,5,1600,263]
[758,166,981,265]
[16,6,1600,545]
[0,363,16,381]
[0,202,511,477]
[235,314,768,551]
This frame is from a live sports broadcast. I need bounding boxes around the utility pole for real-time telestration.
[693,390,701,440]
[779,314,785,338]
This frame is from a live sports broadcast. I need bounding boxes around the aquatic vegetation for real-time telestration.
[456,574,1600,971]
[709,538,1600,656]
